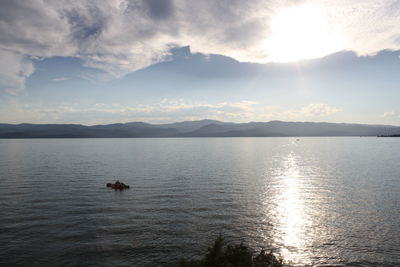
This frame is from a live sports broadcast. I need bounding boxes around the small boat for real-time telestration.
[107,181,130,190]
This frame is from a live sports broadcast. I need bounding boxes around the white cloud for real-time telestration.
[0,99,347,124]
[0,99,259,125]
[1,0,400,92]
[285,103,341,118]
[382,111,396,117]
[0,49,34,93]
[52,77,69,81]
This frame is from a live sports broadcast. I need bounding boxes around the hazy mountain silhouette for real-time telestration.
[0,120,399,138]
[156,119,230,133]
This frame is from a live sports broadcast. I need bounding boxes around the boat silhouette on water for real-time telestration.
[107,180,130,190]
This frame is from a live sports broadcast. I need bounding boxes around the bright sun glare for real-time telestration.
[264,5,342,62]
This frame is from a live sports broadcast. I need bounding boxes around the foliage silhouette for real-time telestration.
[178,235,285,267]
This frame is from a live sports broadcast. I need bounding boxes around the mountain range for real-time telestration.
[1,120,399,138]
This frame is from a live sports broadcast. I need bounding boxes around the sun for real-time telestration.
[263,5,343,62]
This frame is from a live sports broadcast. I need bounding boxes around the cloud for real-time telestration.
[52,77,69,81]
[0,49,34,93]
[382,111,396,117]
[284,103,341,118]
[1,0,400,92]
[0,99,259,125]
[0,99,345,124]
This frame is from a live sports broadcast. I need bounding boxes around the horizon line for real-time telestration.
[1,119,398,128]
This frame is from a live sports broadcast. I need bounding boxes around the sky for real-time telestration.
[0,0,400,125]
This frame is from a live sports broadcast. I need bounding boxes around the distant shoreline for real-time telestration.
[1,120,399,138]
[0,135,389,139]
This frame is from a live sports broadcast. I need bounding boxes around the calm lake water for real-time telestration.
[0,137,399,266]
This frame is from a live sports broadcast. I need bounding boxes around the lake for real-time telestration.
[0,137,399,266]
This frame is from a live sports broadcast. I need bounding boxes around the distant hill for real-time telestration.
[0,120,399,138]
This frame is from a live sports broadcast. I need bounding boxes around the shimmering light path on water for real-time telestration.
[0,137,399,266]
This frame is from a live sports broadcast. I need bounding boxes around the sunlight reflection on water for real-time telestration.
[277,152,307,258]
[265,144,314,265]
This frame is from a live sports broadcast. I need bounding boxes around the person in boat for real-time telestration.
[107,180,129,189]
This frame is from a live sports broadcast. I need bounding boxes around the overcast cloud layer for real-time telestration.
[1,0,400,92]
